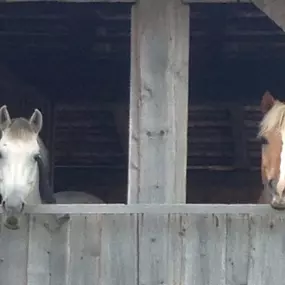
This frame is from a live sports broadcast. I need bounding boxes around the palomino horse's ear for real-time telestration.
[29,108,43,134]
[261,91,275,114]
[0,105,11,130]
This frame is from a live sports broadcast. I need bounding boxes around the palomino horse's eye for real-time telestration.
[260,137,268,145]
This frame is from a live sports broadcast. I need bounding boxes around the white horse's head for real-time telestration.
[0,105,54,230]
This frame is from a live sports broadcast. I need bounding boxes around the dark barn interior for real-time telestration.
[0,2,284,204]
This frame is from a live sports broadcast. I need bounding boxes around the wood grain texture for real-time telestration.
[0,0,134,2]
[48,215,102,285]
[27,215,52,285]
[225,214,250,285]
[247,214,285,285]
[183,214,227,285]
[4,203,285,214]
[184,0,249,2]
[252,0,285,32]
[0,215,29,284]
[2,213,285,284]
[138,214,169,285]
[128,0,189,204]
[100,214,137,285]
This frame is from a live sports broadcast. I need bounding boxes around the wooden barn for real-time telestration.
[1,0,285,284]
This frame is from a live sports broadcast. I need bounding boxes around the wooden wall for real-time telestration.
[1,205,285,285]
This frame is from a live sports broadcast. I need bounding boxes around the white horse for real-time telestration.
[0,105,104,230]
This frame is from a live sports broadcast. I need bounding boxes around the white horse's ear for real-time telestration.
[0,105,11,130]
[29,109,43,134]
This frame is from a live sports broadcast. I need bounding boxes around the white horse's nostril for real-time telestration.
[2,200,6,210]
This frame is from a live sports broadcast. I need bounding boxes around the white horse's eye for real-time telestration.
[33,154,40,162]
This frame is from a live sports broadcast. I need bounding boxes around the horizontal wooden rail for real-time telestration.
[2,203,285,215]
[183,0,251,3]
[0,0,135,2]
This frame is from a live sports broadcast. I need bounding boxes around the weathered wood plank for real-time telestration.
[48,215,102,285]
[3,213,285,285]
[6,203,285,215]
[27,215,52,285]
[66,216,89,285]
[252,0,285,32]
[49,216,70,285]
[100,214,137,285]
[167,214,187,284]
[128,0,189,204]
[0,215,29,284]
[184,0,249,2]
[225,214,250,285]
[183,214,227,285]
[138,214,169,285]
[82,215,102,285]
[0,0,134,2]
[67,216,101,285]
[247,214,285,285]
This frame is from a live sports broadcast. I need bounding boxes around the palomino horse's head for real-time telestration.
[258,91,285,209]
[0,105,55,229]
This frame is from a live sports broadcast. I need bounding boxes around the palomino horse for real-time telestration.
[0,105,104,229]
[258,91,285,209]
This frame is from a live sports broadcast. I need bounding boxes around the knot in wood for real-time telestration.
[146,129,168,138]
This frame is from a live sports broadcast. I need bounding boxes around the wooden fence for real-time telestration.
[0,204,285,285]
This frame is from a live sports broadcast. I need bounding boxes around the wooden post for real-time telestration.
[128,0,190,204]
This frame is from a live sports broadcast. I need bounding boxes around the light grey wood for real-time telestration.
[167,214,187,284]
[0,214,29,284]
[183,214,227,285]
[1,0,134,2]
[252,0,285,32]
[6,203,285,215]
[3,213,285,284]
[128,0,189,204]
[100,214,137,285]
[138,214,169,285]
[82,215,102,285]
[67,216,102,285]
[225,214,250,285]
[27,215,52,285]
[184,0,249,2]
[48,215,102,285]
[49,216,70,285]
[247,214,285,285]
[65,216,86,285]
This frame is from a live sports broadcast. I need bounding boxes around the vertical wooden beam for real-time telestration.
[252,0,285,32]
[128,0,190,204]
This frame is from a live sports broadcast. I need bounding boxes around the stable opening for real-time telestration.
[187,3,285,203]
[0,2,131,204]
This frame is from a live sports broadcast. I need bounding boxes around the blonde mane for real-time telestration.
[259,100,285,137]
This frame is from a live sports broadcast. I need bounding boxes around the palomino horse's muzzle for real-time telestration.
[271,194,285,210]
[266,179,285,210]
